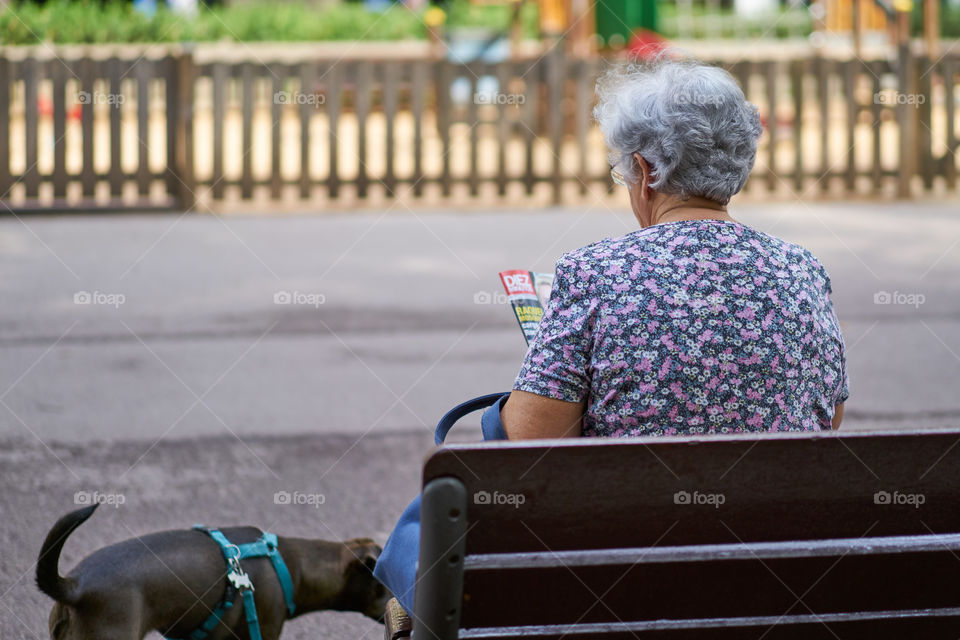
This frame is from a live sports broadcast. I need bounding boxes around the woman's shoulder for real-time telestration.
[560,227,664,266]
[559,221,835,292]
[744,226,832,275]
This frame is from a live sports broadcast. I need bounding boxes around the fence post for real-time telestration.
[547,43,565,205]
[174,45,196,211]
[915,54,933,191]
[895,24,916,198]
[0,57,10,202]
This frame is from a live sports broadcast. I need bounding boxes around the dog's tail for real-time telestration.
[36,504,98,604]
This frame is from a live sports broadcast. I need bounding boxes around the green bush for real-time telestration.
[444,0,539,39]
[911,1,960,38]
[0,0,434,44]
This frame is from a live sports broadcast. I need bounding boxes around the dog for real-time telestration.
[36,504,390,640]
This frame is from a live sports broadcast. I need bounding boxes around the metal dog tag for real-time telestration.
[228,569,254,591]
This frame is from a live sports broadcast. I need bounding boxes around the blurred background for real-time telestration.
[0,0,957,210]
[1,0,959,638]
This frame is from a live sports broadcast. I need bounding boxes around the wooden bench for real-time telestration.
[384,428,960,640]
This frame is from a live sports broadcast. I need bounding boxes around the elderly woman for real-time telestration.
[502,57,848,438]
[374,56,849,618]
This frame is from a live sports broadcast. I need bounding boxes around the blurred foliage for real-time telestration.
[7,0,957,46]
[0,0,541,44]
[911,2,960,38]
[444,0,540,38]
[0,0,433,44]
[657,4,813,39]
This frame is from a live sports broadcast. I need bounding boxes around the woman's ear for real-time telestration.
[633,152,651,197]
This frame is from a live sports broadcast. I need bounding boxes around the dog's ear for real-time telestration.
[339,539,389,622]
[341,538,381,575]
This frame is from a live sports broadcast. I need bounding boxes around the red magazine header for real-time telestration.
[499,270,536,297]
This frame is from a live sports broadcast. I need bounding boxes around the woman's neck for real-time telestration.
[652,195,731,225]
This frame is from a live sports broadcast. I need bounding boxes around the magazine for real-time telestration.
[498,270,554,345]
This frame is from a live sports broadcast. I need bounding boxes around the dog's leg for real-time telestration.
[65,592,145,640]
[255,619,284,640]
[66,617,141,640]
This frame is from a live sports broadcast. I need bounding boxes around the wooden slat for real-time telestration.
[467,533,960,569]
[732,61,751,192]
[944,57,957,190]
[383,61,398,198]
[467,67,480,197]
[574,59,591,196]
[240,62,254,199]
[136,59,151,197]
[81,57,97,199]
[764,59,778,192]
[460,544,960,627]
[23,57,40,199]
[844,59,858,193]
[270,65,283,200]
[896,42,915,197]
[816,57,830,193]
[871,61,883,191]
[495,63,510,197]
[324,62,341,199]
[51,61,68,199]
[410,60,426,197]
[790,59,804,193]
[174,50,196,210]
[547,48,564,204]
[425,429,960,555]
[354,61,372,199]
[916,55,934,191]
[298,62,315,200]
[0,58,11,200]
[457,613,960,639]
[108,57,123,199]
[211,62,226,200]
[437,60,452,197]
[522,60,538,195]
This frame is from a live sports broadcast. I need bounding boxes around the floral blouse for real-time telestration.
[514,219,849,436]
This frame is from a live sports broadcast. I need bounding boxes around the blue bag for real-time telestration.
[372,392,510,615]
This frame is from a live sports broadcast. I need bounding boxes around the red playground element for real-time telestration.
[38,95,83,120]
[626,29,670,60]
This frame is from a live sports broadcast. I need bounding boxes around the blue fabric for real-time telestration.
[373,392,510,615]
[434,392,509,445]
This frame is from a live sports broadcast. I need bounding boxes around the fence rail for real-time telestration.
[0,48,957,212]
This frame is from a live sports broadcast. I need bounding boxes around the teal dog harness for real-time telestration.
[165,525,297,640]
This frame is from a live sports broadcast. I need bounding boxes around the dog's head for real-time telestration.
[337,538,390,622]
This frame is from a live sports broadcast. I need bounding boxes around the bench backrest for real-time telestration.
[412,429,960,640]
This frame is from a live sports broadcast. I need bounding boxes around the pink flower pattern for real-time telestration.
[514,220,849,436]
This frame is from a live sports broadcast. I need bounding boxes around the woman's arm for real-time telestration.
[832,402,845,430]
[500,390,586,440]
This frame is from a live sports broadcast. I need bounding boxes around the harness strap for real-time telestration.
[185,596,234,640]
[165,526,296,640]
[241,588,263,640]
[231,532,297,616]
[262,533,297,617]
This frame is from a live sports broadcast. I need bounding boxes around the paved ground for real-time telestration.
[2,201,960,638]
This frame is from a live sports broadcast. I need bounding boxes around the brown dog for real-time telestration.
[36,504,389,640]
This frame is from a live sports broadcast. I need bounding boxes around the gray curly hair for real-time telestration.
[593,54,763,205]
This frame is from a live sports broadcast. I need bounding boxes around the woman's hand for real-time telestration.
[500,390,586,440]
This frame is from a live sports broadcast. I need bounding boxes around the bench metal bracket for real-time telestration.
[413,475,468,640]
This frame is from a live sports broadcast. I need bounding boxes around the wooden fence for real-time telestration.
[0,47,957,212]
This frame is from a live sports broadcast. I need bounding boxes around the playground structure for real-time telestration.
[477,0,944,61]
[817,0,944,59]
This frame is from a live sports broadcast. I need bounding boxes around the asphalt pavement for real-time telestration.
[2,201,960,638]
